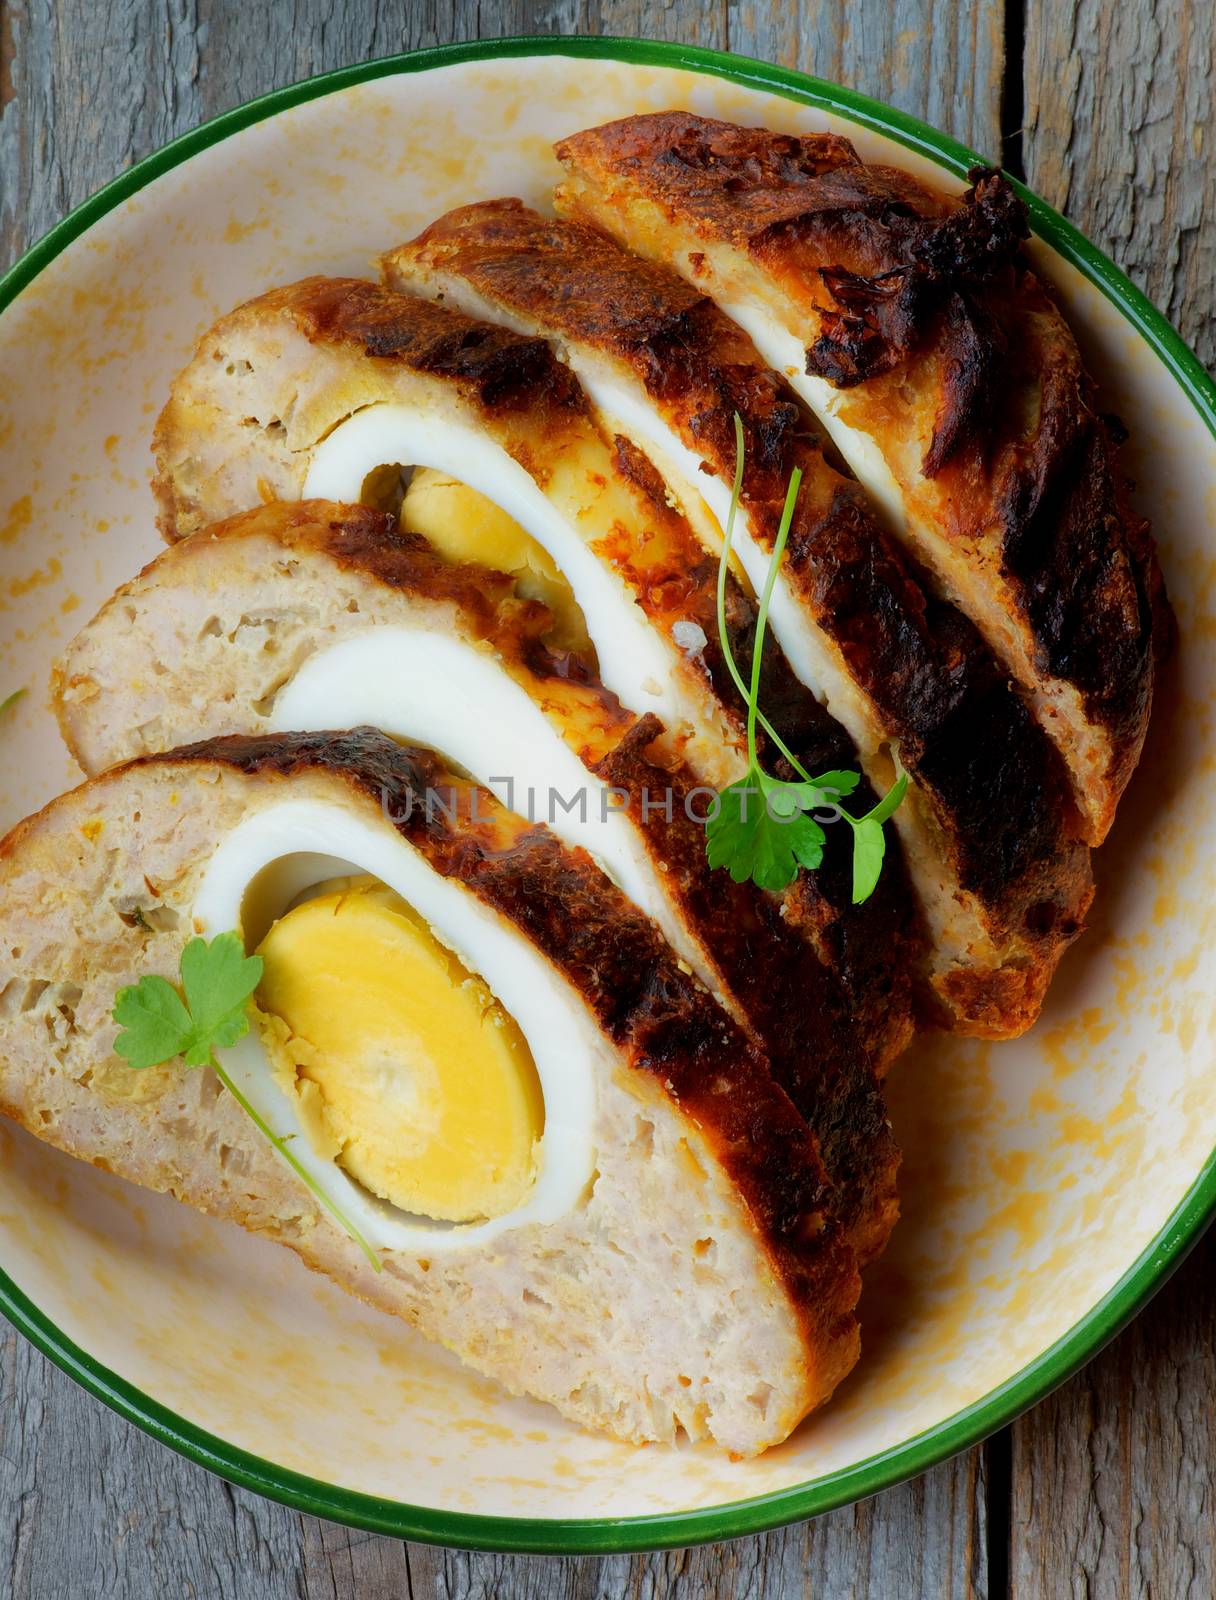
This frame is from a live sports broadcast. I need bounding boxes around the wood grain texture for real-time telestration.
[400,1453,988,1600]
[3,0,1209,1595]
[1010,1232,1216,1599]
[1014,10,1216,1594]
[1023,0,1215,370]
[727,0,1008,157]
[0,0,205,260]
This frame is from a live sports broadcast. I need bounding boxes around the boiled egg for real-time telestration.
[192,796,601,1253]
[399,468,590,657]
[705,291,908,531]
[301,402,683,727]
[256,876,544,1223]
[269,627,720,999]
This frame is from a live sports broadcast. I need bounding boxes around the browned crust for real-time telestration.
[601,435,917,1062]
[51,497,627,767]
[312,497,621,701]
[393,201,1093,1006]
[714,567,917,1068]
[376,230,922,1047]
[151,277,595,543]
[985,328,1163,803]
[552,117,1025,461]
[552,113,1170,841]
[240,276,591,420]
[594,716,900,1263]
[106,727,864,1391]
[195,504,914,1080]
[781,478,1094,939]
[170,498,624,716]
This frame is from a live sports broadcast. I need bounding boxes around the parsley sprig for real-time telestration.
[705,416,907,901]
[113,933,381,1272]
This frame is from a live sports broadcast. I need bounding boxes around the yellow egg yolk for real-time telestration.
[254,877,544,1223]
[399,467,592,657]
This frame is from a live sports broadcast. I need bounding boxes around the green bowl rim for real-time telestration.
[1,32,1213,1557]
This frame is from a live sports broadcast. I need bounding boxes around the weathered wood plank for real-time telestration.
[188,0,730,127]
[1010,1229,1216,1599]
[727,0,1008,158]
[0,0,206,261]
[1023,0,1215,369]
[399,1448,987,1600]
[0,1322,311,1600]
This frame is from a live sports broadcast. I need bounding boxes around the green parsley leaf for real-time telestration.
[851,816,887,905]
[706,773,827,891]
[0,689,26,718]
[704,415,907,903]
[808,770,861,801]
[112,975,195,1069]
[179,933,265,1065]
[843,764,908,905]
[865,768,908,827]
[111,933,381,1272]
[114,933,262,1070]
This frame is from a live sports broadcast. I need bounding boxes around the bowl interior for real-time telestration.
[1,48,1214,1542]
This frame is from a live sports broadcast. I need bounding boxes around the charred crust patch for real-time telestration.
[609,430,681,515]
[785,483,1091,924]
[919,283,1010,477]
[555,114,1170,829]
[759,161,1027,472]
[399,201,806,482]
[556,113,863,213]
[556,118,1028,470]
[313,504,527,633]
[591,718,900,1262]
[204,499,624,709]
[276,277,590,417]
[993,383,1159,760]
[405,199,711,353]
[399,194,1088,984]
[406,201,1085,946]
[719,589,918,1059]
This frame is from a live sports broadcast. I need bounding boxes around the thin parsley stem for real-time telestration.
[716,419,819,781]
[715,413,750,717]
[711,413,904,844]
[210,1051,383,1274]
[754,712,814,785]
[746,465,803,769]
[706,415,909,901]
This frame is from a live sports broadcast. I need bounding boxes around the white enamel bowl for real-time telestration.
[0,38,1213,1553]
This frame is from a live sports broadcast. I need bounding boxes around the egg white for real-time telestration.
[270,627,720,996]
[302,405,681,724]
[706,291,908,533]
[578,370,892,793]
[193,798,603,1253]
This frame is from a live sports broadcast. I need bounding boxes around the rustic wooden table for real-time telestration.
[1,2,1212,1595]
